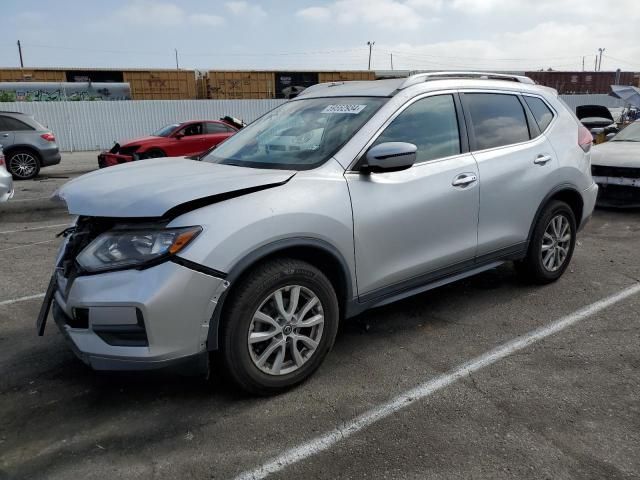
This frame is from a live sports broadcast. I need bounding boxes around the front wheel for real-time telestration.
[516,200,576,284]
[142,149,166,159]
[220,258,339,395]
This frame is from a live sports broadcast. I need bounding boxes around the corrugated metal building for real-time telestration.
[2,99,285,151]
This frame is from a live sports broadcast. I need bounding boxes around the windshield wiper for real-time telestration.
[612,139,640,142]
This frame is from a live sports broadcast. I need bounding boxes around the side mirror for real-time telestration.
[174,132,184,139]
[362,142,417,173]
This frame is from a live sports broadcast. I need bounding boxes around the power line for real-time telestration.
[377,48,590,62]
[602,54,640,68]
[19,42,367,58]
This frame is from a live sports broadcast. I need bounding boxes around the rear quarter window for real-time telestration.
[524,96,555,132]
[464,93,531,150]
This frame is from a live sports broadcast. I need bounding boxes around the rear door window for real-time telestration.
[523,96,554,132]
[205,122,230,134]
[0,116,34,131]
[464,93,531,150]
[372,94,461,163]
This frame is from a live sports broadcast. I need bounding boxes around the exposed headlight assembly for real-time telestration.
[76,226,201,273]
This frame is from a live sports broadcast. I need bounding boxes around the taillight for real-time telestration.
[578,125,593,153]
[0,153,4,166]
[41,132,56,142]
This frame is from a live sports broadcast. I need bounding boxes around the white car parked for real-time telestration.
[0,146,15,202]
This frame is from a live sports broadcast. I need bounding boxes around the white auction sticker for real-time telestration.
[321,104,367,114]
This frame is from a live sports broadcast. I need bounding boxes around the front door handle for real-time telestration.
[534,154,552,165]
[452,173,478,187]
[1,133,9,138]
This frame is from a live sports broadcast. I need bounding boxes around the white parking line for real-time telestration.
[0,223,68,235]
[0,239,55,253]
[6,196,52,203]
[0,293,45,307]
[234,283,640,480]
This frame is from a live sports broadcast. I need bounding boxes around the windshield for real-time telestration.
[611,122,640,142]
[153,124,180,137]
[202,97,387,170]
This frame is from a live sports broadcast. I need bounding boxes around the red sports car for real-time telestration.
[98,118,240,168]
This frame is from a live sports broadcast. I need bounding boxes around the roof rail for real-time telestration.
[400,71,536,89]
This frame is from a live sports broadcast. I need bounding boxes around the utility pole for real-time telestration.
[367,41,375,70]
[17,40,24,68]
[594,55,598,72]
[582,56,585,72]
[175,48,179,70]
[597,48,605,71]
[390,53,394,70]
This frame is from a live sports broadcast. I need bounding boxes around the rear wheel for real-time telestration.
[516,200,576,284]
[8,150,40,180]
[220,258,339,395]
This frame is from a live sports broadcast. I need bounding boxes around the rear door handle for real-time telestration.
[452,173,478,187]
[534,154,552,165]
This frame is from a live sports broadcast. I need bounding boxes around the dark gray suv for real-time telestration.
[0,111,61,180]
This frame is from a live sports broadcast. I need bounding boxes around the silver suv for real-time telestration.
[0,111,61,179]
[40,73,597,394]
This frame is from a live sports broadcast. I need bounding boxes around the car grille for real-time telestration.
[592,165,640,179]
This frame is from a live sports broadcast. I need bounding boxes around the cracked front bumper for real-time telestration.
[52,260,228,372]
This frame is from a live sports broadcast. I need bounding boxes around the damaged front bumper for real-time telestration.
[49,246,228,373]
[593,175,640,208]
[98,151,136,168]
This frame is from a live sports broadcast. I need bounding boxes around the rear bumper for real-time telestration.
[98,152,134,168]
[40,146,61,167]
[579,182,598,230]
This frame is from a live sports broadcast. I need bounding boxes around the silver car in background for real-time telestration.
[40,72,598,395]
[0,146,14,202]
[0,111,61,180]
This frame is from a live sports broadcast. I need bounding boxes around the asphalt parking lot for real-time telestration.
[1,154,639,480]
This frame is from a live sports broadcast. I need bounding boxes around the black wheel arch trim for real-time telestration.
[206,237,356,351]
[526,183,583,249]
[4,144,43,161]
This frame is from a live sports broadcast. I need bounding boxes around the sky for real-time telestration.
[1,0,639,73]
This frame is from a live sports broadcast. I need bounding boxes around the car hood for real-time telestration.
[591,142,640,168]
[120,136,162,147]
[576,105,614,122]
[53,158,296,218]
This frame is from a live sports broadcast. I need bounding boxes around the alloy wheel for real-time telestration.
[10,153,38,179]
[248,285,324,376]
[541,214,571,272]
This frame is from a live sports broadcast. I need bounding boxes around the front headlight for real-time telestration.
[76,226,202,273]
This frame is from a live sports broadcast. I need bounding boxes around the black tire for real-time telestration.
[143,149,166,159]
[8,149,41,180]
[516,200,577,284]
[220,258,339,395]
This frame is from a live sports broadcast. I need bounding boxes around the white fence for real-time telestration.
[2,99,286,152]
[1,94,626,152]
